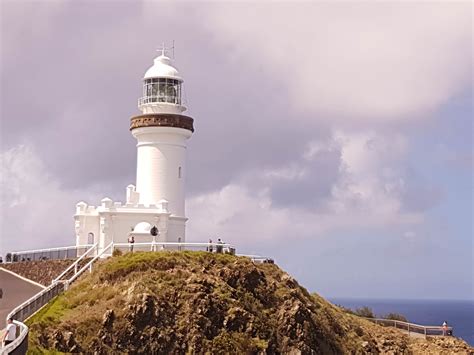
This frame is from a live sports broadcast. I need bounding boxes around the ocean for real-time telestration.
[329,298,474,346]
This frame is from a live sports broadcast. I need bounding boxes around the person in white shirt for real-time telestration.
[3,318,16,346]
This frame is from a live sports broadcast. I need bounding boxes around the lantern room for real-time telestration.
[138,53,186,114]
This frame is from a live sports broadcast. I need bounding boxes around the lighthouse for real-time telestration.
[131,51,194,232]
[74,50,194,254]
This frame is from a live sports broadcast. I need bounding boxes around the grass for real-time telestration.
[26,251,365,354]
[26,295,69,327]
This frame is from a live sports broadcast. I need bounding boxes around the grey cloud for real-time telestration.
[1,1,332,200]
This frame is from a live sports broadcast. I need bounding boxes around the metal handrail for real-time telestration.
[112,241,235,251]
[10,244,93,254]
[53,243,98,283]
[113,242,233,247]
[367,318,453,337]
[2,243,104,354]
[0,320,28,355]
[66,242,114,286]
[7,244,94,263]
[7,282,65,323]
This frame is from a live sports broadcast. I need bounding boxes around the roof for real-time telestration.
[144,55,182,81]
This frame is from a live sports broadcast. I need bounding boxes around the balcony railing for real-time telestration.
[6,244,94,263]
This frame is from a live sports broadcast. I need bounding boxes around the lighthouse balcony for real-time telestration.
[138,97,186,114]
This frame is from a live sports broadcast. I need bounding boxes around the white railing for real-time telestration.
[7,282,65,324]
[237,254,275,263]
[0,320,28,355]
[7,244,94,263]
[2,244,99,354]
[66,242,114,286]
[367,318,453,337]
[53,243,98,283]
[111,241,235,254]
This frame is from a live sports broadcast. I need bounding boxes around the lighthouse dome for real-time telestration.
[144,55,182,81]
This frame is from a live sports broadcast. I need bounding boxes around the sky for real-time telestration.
[0,1,472,300]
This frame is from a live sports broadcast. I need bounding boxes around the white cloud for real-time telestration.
[0,145,102,254]
[187,130,423,247]
[202,2,471,123]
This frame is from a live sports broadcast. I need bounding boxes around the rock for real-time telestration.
[102,309,115,328]
[27,252,474,354]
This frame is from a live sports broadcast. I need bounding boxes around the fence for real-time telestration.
[7,283,65,324]
[6,245,94,263]
[53,243,98,283]
[237,254,274,264]
[367,318,453,337]
[1,244,98,355]
[111,241,235,255]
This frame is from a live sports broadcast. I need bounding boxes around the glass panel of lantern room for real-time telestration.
[165,80,177,103]
[152,81,159,98]
[176,81,181,105]
[158,79,166,102]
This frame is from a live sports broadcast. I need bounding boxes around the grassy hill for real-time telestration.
[26,251,472,354]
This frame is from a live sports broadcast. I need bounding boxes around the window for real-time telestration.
[142,78,182,105]
[178,166,182,179]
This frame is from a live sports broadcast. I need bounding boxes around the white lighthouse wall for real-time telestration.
[75,199,190,255]
[133,127,191,217]
[167,217,187,243]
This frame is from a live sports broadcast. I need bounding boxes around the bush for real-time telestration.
[335,304,355,315]
[383,313,408,322]
[112,248,123,257]
[354,306,375,318]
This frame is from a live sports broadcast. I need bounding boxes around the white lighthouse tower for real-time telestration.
[131,50,194,236]
[74,50,194,254]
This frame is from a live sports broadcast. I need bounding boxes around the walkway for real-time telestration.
[367,318,453,339]
[0,268,43,329]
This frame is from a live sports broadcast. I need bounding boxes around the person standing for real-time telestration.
[3,318,16,346]
[128,231,135,253]
[442,321,448,336]
[150,225,158,238]
[216,238,223,254]
[150,225,159,251]
[207,238,213,253]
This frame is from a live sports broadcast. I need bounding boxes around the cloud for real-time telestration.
[0,145,103,254]
[187,130,424,249]
[202,2,471,123]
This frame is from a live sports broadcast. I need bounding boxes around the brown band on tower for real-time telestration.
[130,114,194,132]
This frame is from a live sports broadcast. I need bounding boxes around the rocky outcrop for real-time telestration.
[26,252,473,354]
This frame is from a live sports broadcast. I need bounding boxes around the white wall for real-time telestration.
[75,207,187,252]
[132,126,192,217]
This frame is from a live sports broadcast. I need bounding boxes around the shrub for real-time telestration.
[354,306,375,318]
[336,304,355,315]
[383,313,408,322]
[112,248,123,257]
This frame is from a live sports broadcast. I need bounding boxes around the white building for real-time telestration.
[74,51,194,254]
